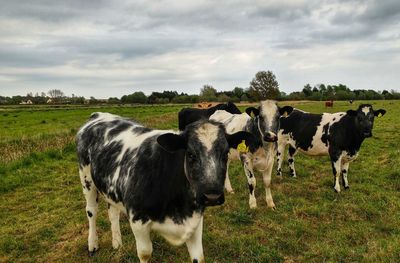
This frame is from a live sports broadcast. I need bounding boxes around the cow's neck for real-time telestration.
[128,149,202,223]
[342,116,365,152]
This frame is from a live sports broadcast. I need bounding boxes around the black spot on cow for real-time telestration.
[193,259,198,263]
[87,211,93,217]
[289,168,295,177]
[248,183,254,194]
[280,110,322,151]
[288,158,293,164]
[84,180,91,190]
[321,123,330,147]
[107,122,131,139]
[248,171,254,178]
[277,152,281,156]
[132,126,152,135]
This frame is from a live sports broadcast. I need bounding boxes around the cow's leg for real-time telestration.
[224,159,234,194]
[108,204,122,249]
[79,166,99,256]
[186,217,205,263]
[330,152,343,193]
[341,161,350,189]
[262,150,276,209]
[276,140,286,177]
[240,153,257,209]
[288,146,297,177]
[130,220,153,263]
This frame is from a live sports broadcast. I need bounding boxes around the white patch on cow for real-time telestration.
[302,112,345,156]
[112,128,169,162]
[152,212,203,246]
[111,166,121,185]
[362,106,371,115]
[260,100,279,131]
[195,123,219,151]
[210,110,248,134]
[205,158,217,179]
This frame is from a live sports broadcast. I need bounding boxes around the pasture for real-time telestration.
[1,101,399,262]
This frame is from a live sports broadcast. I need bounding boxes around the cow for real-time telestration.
[210,100,293,209]
[76,112,256,262]
[276,104,386,192]
[325,100,334,107]
[178,101,241,130]
[197,102,214,108]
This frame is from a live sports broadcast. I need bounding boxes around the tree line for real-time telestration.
[1,71,399,105]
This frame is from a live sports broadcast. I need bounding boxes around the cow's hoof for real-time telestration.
[344,185,350,190]
[88,248,97,257]
[334,187,341,193]
[227,190,235,194]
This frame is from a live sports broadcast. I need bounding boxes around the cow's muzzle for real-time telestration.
[202,191,225,206]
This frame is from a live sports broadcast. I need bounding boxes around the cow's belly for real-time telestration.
[152,213,202,246]
[299,143,329,156]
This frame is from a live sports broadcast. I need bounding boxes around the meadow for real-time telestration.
[1,101,399,262]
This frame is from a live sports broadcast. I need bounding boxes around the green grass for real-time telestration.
[1,101,400,262]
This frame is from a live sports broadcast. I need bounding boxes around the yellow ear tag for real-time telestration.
[237,140,249,153]
[378,113,382,117]
[283,111,288,117]
[250,111,255,118]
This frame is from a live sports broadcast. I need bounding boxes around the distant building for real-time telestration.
[20,100,33,105]
[46,98,53,104]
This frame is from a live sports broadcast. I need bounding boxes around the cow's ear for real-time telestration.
[245,107,259,118]
[226,131,258,151]
[157,133,186,152]
[208,104,212,107]
[279,106,293,116]
[346,109,357,116]
[374,109,386,117]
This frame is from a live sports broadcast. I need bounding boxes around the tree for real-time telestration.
[249,71,280,100]
[121,92,147,104]
[48,89,64,99]
[200,85,217,101]
[232,87,244,100]
[302,84,312,97]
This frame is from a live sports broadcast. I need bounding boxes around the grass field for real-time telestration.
[1,101,399,262]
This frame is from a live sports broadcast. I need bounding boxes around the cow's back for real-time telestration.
[280,110,346,155]
[210,110,248,134]
[76,112,167,201]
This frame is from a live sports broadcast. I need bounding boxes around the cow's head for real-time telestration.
[157,120,257,206]
[246,100,293,143]
[346,104,386,138]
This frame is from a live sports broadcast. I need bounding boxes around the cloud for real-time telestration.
[0,0,399,98]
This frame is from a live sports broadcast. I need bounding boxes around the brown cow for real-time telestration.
[325,100,334,107]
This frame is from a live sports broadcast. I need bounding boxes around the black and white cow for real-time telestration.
[178,102,241,130]
[210,100,293,209]
[276,104,386,192]
[76,112,256,262]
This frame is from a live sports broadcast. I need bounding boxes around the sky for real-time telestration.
[0,0,399,99]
